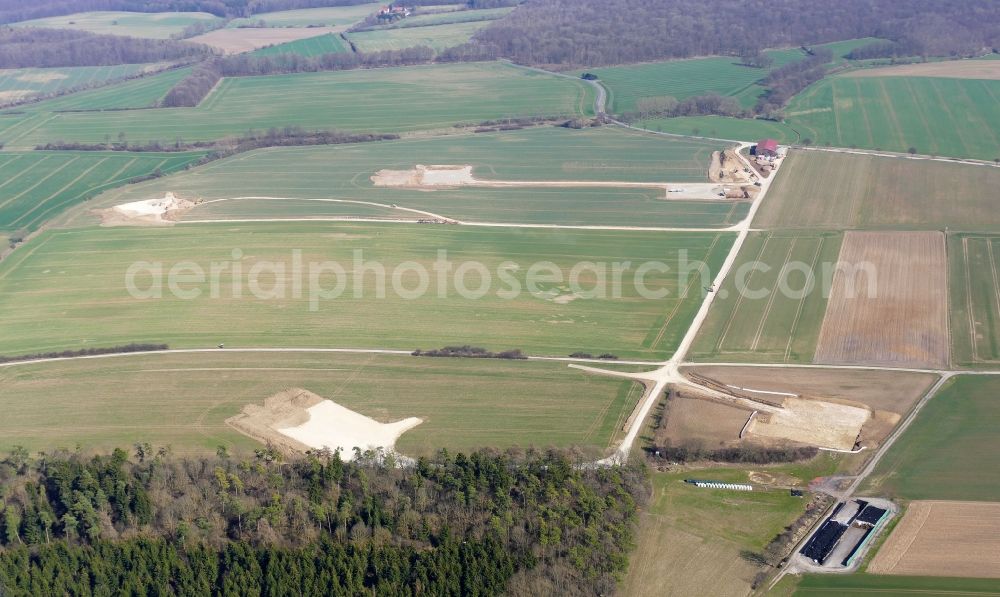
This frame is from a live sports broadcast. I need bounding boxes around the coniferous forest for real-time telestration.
[0,446,647,595]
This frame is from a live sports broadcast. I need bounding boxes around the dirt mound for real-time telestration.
[226,388,325,454]
[97,192,198,226]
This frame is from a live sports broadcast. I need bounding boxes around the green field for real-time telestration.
[0,64,154,105]
[0,222,733,359]
[755,151,1000,230]
[0,352,641,456]
[11,11,222,39]
[90,127,746,228]
[949,234,1000,366]
[622,466,818,597]
[585,40,876,115]
[689,231,842,363]
[229,4,381,28]
[253,33,350,57]
[6,62,594,147]
[583,52,804,114]
[637,116,800,142]
[793,574,1000,596]
[0,151,203,233]
[345,21,489,52]
[786,74,1000,160]
[862,375,1000,501]
[13,67,191,113]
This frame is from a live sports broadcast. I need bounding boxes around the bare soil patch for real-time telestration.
[228,388,422,459]
[371,164,474,188]
[15,72,68,83]
[869,500,1000,578]
[0,90,31,102]
[371,163,732,200]
[709,148,753,183]
[684,366,937,449]
[226,388,323,454]
[97,192,198,226]
[747,396,868,451]
[656,388,753,449]
[682,366,937,414]
[815,231,949,368]
[846,60,1000,81]
[188,27,341,53]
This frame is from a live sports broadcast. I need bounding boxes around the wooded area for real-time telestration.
[0,27,210,68]
[473,0,1000,67]
[0,0,487,25]
[0,447,647,595]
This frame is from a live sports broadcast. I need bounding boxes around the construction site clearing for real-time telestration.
[226,388,422,461]
[673,367,936,452]
[675,372,872,452]
[371,162,760,200]
[97,192,202,226]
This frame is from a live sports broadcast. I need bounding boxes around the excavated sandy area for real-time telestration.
[98,192,197,226]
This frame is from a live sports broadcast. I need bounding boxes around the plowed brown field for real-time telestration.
[869,500,1000,578]
[815,231,949,368]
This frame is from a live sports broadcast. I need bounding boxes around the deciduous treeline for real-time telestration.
[161,44,495,106]
[472,0,1000,67]
[645,443,819,465]
[755,47,833,116]
[0,27,210,68]
[0,0,476,25]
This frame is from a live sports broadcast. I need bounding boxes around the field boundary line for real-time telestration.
[876,79,908,152]
[902,77,939,156]
[783,237,824,362]
[955,80,1000,150]
[648,234,722,352]
[750,238,796,351]
[987,237,1000,362]
[715,233,770,352]
[0,347,661,370]
[102,157,139,186]
[4,112,59,148]
[963,236,981,363]
[853,78,876,147]
[0,156,79,212]
[0,154,49,195]
[9,157,108,228]
[927,78,972,158]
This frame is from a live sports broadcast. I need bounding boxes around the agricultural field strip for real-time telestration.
[785,75,1000,160]
[0,152,201,232]
[178,215,736,233]
[813,231,950,369]
[9,63,594,146]
[957,235,1000,364]
[0,348,661,371]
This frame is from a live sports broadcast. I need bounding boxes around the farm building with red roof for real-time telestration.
[755,138,779,156]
